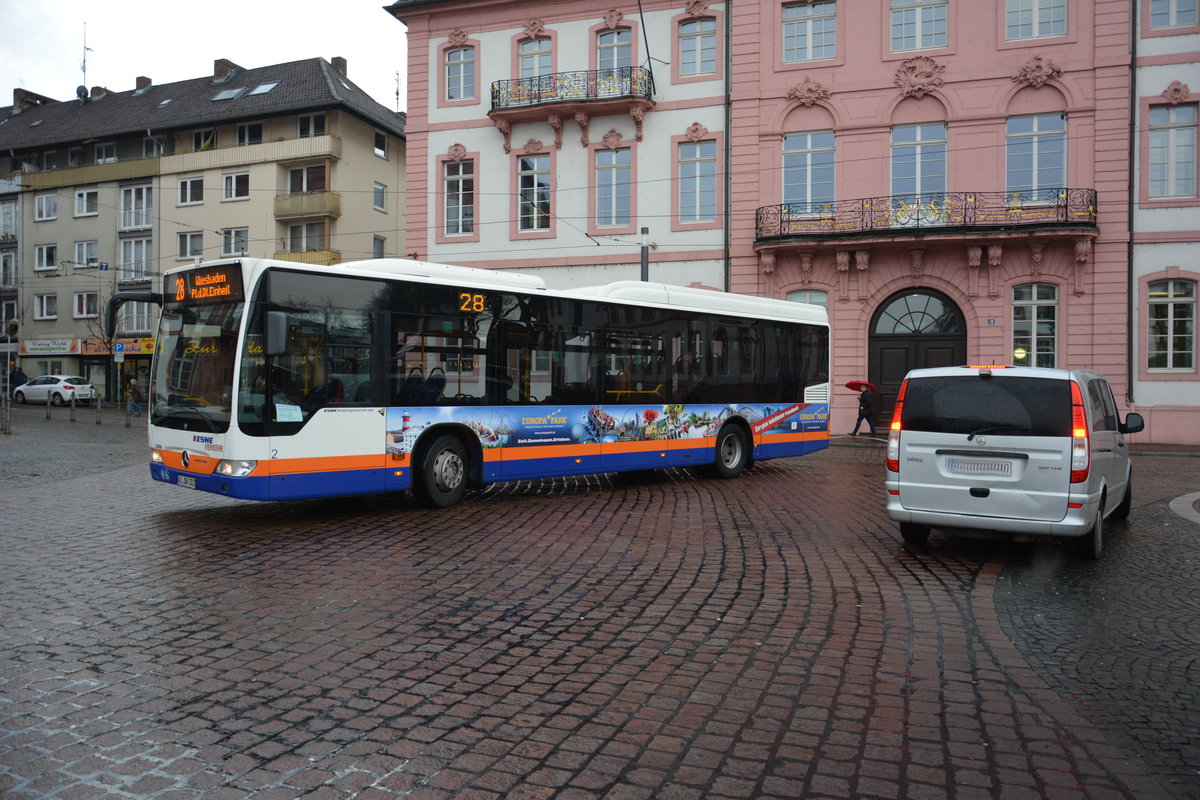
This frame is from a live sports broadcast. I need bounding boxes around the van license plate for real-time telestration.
[177,475,197,489]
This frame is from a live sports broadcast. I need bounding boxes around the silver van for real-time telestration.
[884,365,1144,558]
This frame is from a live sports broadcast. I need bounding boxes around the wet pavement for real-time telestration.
[1,403,1198,799]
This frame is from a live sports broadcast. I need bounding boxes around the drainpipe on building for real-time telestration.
[723,0,733,292]
[1126,0,1138,406]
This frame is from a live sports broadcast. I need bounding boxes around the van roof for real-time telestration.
[901,365,1108,381]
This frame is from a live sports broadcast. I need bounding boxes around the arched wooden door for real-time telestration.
[869,289,966,421]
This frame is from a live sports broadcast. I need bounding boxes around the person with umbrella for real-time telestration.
[847,380,877,437]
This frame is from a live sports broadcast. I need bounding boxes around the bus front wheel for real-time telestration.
[414,434,468,508]
[709,426,749,479]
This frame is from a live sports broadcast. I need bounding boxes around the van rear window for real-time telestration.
[901,376,1072,437]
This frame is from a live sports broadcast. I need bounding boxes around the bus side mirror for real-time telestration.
[265,311,289,356]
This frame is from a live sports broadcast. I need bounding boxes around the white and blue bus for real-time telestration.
[131,257,829,507]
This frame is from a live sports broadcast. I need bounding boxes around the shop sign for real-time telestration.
[81,337,157,356]
[20,338,81,356]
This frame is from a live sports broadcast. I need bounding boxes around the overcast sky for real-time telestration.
[0,0,409,113]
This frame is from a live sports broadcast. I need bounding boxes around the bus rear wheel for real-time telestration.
[708,426,749,479]
[414,434,468,508]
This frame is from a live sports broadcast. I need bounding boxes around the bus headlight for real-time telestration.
[216,459,257,477]
[150,451,164,464]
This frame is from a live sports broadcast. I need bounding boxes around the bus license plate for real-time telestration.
[177,475,197,489]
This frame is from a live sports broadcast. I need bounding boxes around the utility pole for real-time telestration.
[640,227,650,282]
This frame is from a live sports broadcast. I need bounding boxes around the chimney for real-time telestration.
[213,58,242,81]
[136,76,152,90]
[332,56,347,76]
[90,86,107,99]
[12,88,57,110]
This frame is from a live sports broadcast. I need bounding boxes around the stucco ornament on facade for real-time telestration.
[1029,242,1044,278]
[1161,80,1192,104]
[1012,55,1063,89]
[684,0,710,16]
[548,113,563,150]
[603,9,624,29]
[523,138,545,154]
[685,122,709,141]
[894,56,945,99]
[602,129,624,149]
[1073,238,1093,296]
[798,253,813,287]
[523,19,545,39]
[447,29,468,47]
[447,144,468,161]
[495,119,513,154]
[966,245,983,298]
[786,77,831,107]
[629,106,646,141]
[575,111,590,147]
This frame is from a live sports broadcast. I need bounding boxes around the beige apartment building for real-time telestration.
[0,57,406,400]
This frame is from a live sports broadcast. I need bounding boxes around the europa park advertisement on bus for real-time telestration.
[384,401,828,455]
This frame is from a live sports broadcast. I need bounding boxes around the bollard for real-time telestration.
[45,391,52,419]
[70,393,77,422]
[125,401,132,428]
[96,396,103,425]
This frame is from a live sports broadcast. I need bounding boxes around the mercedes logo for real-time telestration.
[182,451,190,468]
[975,436,987,446]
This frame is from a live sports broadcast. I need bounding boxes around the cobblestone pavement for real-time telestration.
[1,404,1198,799]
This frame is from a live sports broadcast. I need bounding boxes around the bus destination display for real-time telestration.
[166,264,245,307]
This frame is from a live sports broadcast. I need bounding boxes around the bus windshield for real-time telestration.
[150,264,246,433]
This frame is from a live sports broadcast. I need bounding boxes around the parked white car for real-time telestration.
[885,365,1144,558]
[12,375,97,406]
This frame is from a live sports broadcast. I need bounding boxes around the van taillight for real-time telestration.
[886,379,908,472]
[1069,381,1089,483]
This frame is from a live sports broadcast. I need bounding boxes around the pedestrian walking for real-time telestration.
[126,378,144,417]
[849,385,877,437]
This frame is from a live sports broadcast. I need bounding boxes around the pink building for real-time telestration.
[387,0,1199,444]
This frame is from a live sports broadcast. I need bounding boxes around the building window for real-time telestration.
[35,194,57,221]
[679,18,717,76]
[1149,104,1197,198]
[374,131,388,159]
[373,183,387,211]
[299,114,326,137]
[1012,283,1058,367]
[597,29,633,70]
[518,154,551,232]
[595,147,632,227]
[1148,279,1196,369]
[783,131,836,214]
[74,292,99,319]
[1007,113,1066,202]
[178,232,204,259]
[120,301,154,334]
[74,241,99,267]
[373,236,386,259]
[891,123,946,203]
[679,140,717,223]
[178,177,204,205]
[1151,0,1198,28]
[143,136,165,158]
[120,238,152,281]
[35,244,58,271]
[446,46,476,100]
[444,160,475,235]
[237,122,263,146]
[520,37,552,78]
[1,200,16,239]
[890,0,947,51]
[223,173,250,201]
[222,227,249,256]
[783,1,836,63]
[68,146,82,167]
[35,294,58,320]
[288,165,324,194]
[1,252,15,287]
[95,142,117,164]
[193,130,216,151]
[43,150,59,170]
[120,185,153,230]
[74,189,98,217]
[289,222,325,251]
[1006,0,1065,40]
[788,289,829,309]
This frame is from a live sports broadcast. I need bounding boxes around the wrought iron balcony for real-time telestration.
[755,188,1097,242]
[491,67,654,110]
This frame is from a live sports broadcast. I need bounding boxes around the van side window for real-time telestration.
[1086,380,1116,431]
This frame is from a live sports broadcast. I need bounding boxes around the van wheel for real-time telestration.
[413,434,468,509]
[708,426,749,479]
[900,522,930,546]
[1111,477,1132,520]
[1071,505,1104,559]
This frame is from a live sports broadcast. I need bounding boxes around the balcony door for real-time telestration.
[869,288,965,420]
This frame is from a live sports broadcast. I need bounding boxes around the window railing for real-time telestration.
[491,67,654,109]
[755,188,1097,240]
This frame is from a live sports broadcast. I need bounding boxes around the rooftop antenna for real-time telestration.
[81,23,94,86]
[394,71,401,112]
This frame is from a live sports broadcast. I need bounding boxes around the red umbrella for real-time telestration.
[844,380,877,393]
